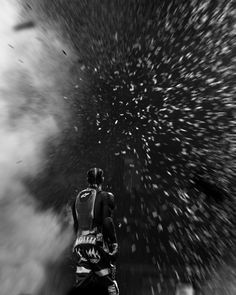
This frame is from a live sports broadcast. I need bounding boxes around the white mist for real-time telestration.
[0,1,75,294]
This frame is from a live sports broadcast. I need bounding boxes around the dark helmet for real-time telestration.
[87,168,104,185]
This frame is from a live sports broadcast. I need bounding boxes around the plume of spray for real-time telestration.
[201,261,236,295]
[0,1,76,294]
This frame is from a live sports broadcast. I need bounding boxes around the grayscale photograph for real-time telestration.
[0,1,235,295]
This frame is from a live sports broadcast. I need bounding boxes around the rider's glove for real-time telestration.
[109,243,119,262]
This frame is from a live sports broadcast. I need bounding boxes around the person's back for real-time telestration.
[71,168,119,295]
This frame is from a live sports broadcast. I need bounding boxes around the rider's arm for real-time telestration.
[102,192,118,245]
[71,199,78,234]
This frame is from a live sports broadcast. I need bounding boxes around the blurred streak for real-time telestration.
[13,21,35,31]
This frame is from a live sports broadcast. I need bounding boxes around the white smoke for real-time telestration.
[0,1,75,294]
[201,262,236,295]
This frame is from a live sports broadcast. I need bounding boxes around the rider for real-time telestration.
[72,168,119,295]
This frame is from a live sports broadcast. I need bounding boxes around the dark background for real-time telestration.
[27,1,236,294]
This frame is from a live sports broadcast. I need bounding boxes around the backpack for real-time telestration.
[75,188,97,233]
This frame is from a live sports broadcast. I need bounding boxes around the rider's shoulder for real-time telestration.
[78,188,89,195]
[107,191,114,199]
[103,192,115,207]
[105,191,114,198]
[101,191,115,201]
[76,187,93,198]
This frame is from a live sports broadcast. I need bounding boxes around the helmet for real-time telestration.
[87,168,104,185]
